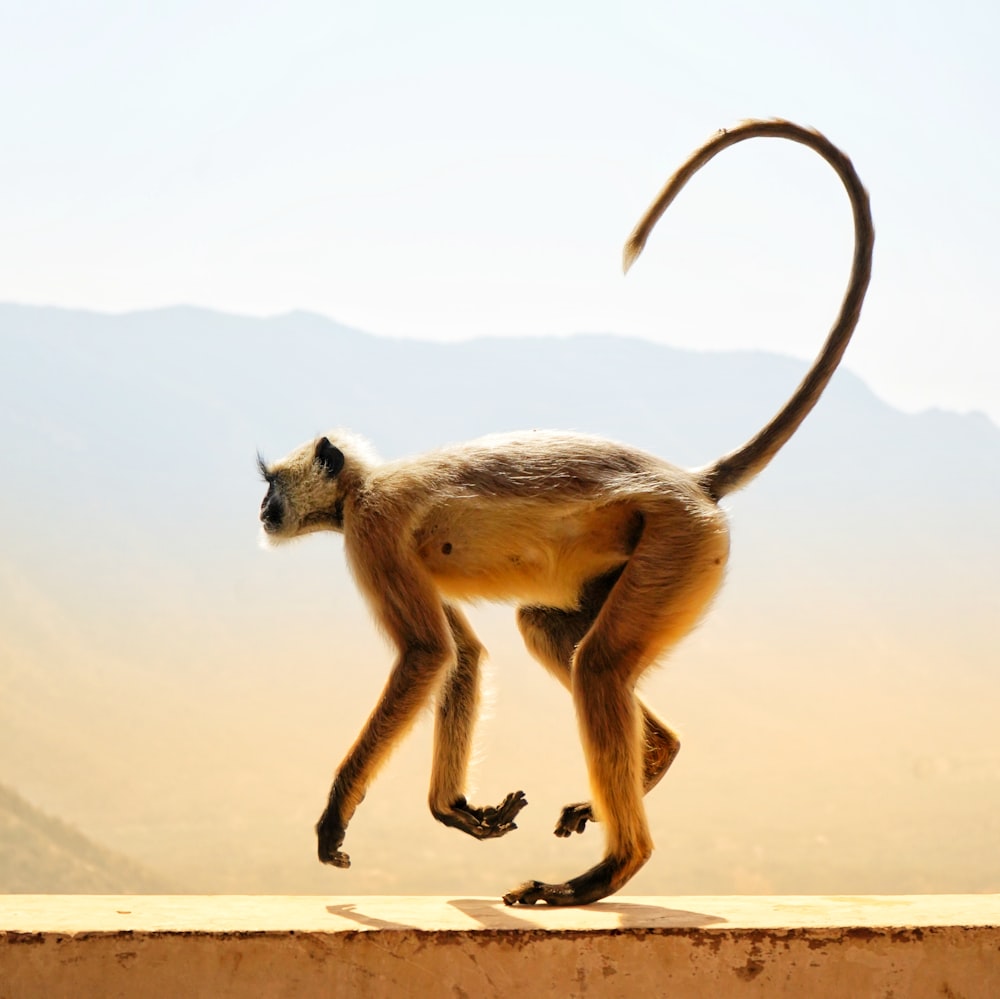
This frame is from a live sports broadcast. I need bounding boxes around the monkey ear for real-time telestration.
[315,437,345,478]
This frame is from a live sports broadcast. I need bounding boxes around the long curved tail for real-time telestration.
[624,119,874,502]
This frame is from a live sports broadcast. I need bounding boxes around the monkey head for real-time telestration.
[257,432,374,543]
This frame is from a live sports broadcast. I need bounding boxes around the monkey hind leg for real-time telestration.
[517,574,681,839]
[429,605,528,840]
[555,711,680,837]
[504,656,652,906]
[506,515,727,906]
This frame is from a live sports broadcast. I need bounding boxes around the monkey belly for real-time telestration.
[416,501,644,607]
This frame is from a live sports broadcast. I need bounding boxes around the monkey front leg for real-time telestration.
[316,640,453,868]
[428,605,528,839]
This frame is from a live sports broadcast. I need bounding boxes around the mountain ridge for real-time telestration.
[1,302,997,895]
[0,782,171,893]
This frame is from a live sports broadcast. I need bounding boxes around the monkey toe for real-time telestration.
[501,878,590,906]
[434,790,528,840]
[554,802,594,837]
[502,880,550,906]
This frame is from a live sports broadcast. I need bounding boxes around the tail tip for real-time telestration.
[622,234,643,274]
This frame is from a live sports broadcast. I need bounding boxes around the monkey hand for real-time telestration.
[316,805,351,869]
[554,802,595,837]
[432,791,528,840]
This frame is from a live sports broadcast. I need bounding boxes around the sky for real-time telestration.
[2,0,998,424]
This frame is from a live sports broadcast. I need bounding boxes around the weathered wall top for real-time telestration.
[3,894,999,998]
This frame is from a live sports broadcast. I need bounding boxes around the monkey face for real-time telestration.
[258,436,347,542]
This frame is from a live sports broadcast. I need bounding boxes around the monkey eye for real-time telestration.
[315,437,345,478]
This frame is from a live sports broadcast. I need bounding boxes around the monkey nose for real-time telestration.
[260,495,284,530]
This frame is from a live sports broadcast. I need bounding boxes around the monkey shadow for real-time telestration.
[324,899,725,931]
[324,903,418,931]
[447,897,727,930]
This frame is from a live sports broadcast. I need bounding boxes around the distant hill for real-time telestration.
[0,783,170,893]
[1,303,997,896]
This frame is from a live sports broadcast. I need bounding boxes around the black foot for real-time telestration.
[434,791,528,840]
[554,801,595,837]
[502,857,622,907]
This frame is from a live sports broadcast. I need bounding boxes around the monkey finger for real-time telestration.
[434,791,528,839]
[475,791,528,836]
[494,790,529,823]
[321,850,351,869]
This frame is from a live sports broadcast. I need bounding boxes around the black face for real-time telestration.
[256,439,345,537]
[257,457,284,532]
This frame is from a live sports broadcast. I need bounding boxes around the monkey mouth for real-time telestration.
[259,504,285,534]
[258,522,285,550]
[259,504,296,542]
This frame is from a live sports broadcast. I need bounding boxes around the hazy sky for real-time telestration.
[3,1,998,423]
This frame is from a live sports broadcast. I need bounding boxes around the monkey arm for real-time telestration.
[316,633,455,869]
[427,604,528,838]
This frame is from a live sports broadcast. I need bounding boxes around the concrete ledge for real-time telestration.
[2,895,998,998]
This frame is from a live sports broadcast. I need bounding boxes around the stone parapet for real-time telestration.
[2,894,998,997]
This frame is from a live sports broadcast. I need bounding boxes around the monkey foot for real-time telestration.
[502,857,622,907]
[434,790,528,840]
[554,802,595,837]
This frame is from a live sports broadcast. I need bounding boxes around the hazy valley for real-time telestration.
[1,304,998,897]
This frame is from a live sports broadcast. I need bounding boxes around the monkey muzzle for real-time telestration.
[260,490,285,532]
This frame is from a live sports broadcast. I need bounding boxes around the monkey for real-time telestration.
[257,119,873,906]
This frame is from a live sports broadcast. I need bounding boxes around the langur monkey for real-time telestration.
[258,119,873,906]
